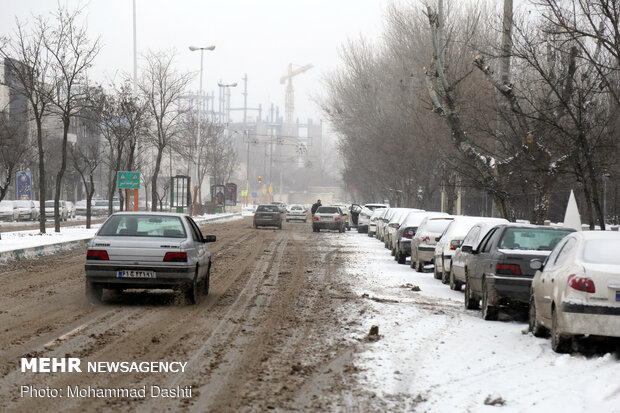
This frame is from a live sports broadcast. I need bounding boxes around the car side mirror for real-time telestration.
[204,235,216,243]
[435,236,441,242]
[461,245,472,253]
[530,259,543,270]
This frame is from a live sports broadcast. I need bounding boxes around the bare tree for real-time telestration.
[69,133,100,228]
[138,50,192,211]
[0,15,53,233]
[0,110,32,201]
[43,5,100,232]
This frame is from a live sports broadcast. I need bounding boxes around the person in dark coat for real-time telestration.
[311,199,322,216]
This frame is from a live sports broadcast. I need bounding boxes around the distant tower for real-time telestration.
[280,63,313,123]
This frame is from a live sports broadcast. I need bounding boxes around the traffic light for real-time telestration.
[258,175,262,184]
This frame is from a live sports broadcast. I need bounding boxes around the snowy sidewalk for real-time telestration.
[0,212,241,263]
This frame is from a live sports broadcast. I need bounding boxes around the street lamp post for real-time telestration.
[216,81,237,211]
[189,45,215,214]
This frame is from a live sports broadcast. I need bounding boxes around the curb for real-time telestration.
[0,213,242,264]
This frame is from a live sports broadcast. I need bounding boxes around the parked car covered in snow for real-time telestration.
[395,211,446,265]
[529,231,620,352]
[0,200,19,221]
[44,200,68,221]
[434,216,508,284]
[15,199,39,221]
[464,224,574,320]
[410,215,455,272]
[357,203,388,233]
[386,208,423,252]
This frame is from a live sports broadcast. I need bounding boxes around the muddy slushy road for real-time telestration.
[0,217,385,412]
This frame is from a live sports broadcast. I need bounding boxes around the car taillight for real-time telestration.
[163,252,187,262]
[403,229,415,238]
[422,236,430,243]
[313,216,319,221]
[567,274,595,293]
[496,263,521,275]
[335,217,341,221]
[449,240,462,250]
[87,250,109,260]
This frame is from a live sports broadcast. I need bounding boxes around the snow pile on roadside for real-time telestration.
[343,233,619,412]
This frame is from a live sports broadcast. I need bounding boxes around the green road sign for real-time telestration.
[117,171,141,189]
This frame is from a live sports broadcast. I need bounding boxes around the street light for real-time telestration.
[189,44,215,213]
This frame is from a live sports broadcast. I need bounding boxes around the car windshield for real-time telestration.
[97,215,187,238]
[424,219,453,233]
[317,206,339,214]
[498,227,573,251]
[44,200,54,207]
[95,200,109,207]
[582,239,620,265]
[291,206,302,210]
[15,201,30,207]
[256,205,279,212]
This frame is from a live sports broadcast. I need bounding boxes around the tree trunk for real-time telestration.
[151,147,164,212]
[36,117,46,234]
[54,118,70,233]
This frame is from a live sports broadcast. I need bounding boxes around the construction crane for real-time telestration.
[280,63,313,123]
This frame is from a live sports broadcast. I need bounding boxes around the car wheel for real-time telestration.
[529,292,547,337]
[85,281,103,303]
[278,223,282,230]
[416,260,424,273]
[551,307,571,353]
[397,251,406,265]
[481,278,498,320]
[185,271,200,305]
[410,251,416,269]
[433,260,441,279]
[391,247,396,257]
[449,270,462,291]
[441,262,449,284]
[464,275,479,310]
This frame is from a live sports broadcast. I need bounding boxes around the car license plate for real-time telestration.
[322,217,333,221]
[117,270,155,278]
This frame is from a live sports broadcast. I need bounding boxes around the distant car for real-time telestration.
[334,205,351,230]
[14,199,39,221]
[529,231,620,352]
[254,204,283,229]
[66,201,76,219]
[0,200,19,221]
[286,204,307,223]
[464,224,574,320]
[84,212,216,304]
[44,200,68,221]
[385,208,421,251]
[357,203,389,233]
[75,199,88,215]
[270,201,287,213]
[410,215,455,272]
[312,206,345,233]
[433,216,508,284]
[92,199,111,216]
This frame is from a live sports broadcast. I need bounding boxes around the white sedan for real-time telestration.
[529,231,620,352]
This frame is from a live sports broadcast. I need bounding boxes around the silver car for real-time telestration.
[84,212,216,304]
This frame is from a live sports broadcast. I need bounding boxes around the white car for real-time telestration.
[385,208,421,251]
[529,231,620,353]
[44,200,68,221]
[410,215,455,273]
[286,204,307,222]
[14,199,39,221]
[433,216,508,284]
[395,211,446,265]
[357,203,388,233]
[0,200,19,221]
[368,208,386,237]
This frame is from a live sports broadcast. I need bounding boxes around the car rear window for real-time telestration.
[499,227,573,251]
[424,219,453,233]
[257,205,279,212]
[582,239,620,265]
[317,207,339,214]
[98,215,187,238]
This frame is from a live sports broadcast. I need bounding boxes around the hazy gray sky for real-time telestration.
[1,0,389,124]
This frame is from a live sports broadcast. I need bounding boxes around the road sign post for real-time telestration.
[117,171,141,211]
